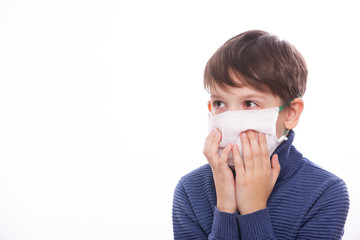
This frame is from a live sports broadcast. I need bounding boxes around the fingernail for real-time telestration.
[241,132,247,138]
[232,144,238,150]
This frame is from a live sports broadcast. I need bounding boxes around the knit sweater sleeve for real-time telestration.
[237,208,276,239]
[235,178,349,240]
[172,179,240,240]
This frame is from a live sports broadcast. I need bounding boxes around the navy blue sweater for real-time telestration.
[172,131,349,239]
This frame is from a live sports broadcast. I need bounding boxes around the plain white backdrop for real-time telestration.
[0,0,359,239]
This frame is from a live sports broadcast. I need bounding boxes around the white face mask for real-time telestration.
[208,107,287,167]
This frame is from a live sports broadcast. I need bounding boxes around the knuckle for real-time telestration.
[260,169,270,178]
[243,151,252,160]
[237,177,248,186]
[203,146,209,155]
[253,151,261,159]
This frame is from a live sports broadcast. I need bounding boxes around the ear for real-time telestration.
[284,98,304,130]
[207,100,212,112]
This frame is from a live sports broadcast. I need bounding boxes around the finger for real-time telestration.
[258,132,270,168]
[232,144,245,175]
[208,129,222,159]
[203,129,217,160]
[271,154,281,185]
[203,129,215,155]
[204,129,225,168]
[247,130,262,168]
[240,131,253,169]
[218,143,232,166]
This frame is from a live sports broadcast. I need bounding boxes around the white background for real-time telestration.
[1,0,359,239]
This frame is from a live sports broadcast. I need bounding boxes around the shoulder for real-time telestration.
[296,158,349,205]
[173,164,215,203]
[172,165,216,237]
[303,159,347,188]
[295,160,349,238]
[181,164,213,184]
[269,155,349,238]
[276,149,349,210]
[173,164,216,220]
[174,164,214,195]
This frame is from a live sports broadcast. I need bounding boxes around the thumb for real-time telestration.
[271,154,281,184]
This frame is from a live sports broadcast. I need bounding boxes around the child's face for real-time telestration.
[208,76,288,138]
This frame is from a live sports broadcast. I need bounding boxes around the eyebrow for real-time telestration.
[210,93,266,100]
[241,94,266,100]
[210,94,222,99]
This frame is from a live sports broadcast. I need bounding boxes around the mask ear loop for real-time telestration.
[279,94,303,136]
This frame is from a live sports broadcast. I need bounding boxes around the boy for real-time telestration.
[172,30,349,239]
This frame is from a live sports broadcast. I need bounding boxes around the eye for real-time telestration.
[212,100,226,109]
[244,101,258,109]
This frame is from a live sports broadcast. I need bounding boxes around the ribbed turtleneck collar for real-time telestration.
[272,130,304,185]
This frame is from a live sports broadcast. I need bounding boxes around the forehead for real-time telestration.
[207,72,283,104]
[209,82,283,106]
[210,83,265,99]
[209,74,265,97]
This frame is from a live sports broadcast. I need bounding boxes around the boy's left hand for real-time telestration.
[232,130,281,215]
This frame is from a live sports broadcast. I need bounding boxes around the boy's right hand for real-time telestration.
[203,129,237,213]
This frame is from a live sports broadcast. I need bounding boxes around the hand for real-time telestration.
[232,130,281,215]
[203,129,237,213]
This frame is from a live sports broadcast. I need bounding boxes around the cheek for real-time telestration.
[212,108,226,115]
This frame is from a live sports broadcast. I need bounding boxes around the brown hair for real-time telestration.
[204,30,308,103]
